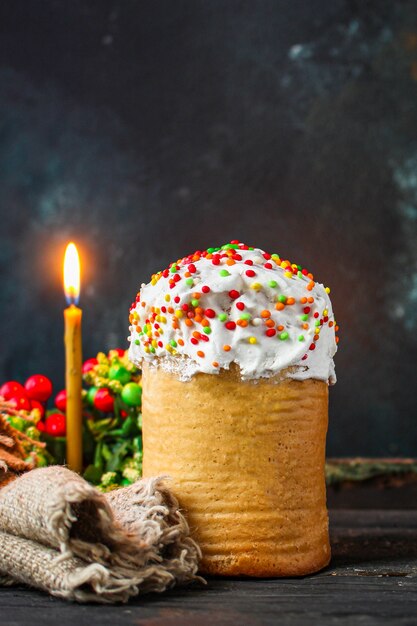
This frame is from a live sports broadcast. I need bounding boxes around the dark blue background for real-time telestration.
[1,0,416,455]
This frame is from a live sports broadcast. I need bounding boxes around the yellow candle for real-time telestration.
[63,243,83,473]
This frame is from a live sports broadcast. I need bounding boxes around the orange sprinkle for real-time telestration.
[185,319,193,327]
[193,293,201,300]
[206,253,213,259]
[335,325,339,331]
[212,361,219,367]
[307,273,314,280]
[168,307,174,314]
[192,331,200,339]
[307,296,314,303]
[314,334,319,341]
[240,320,248,328]
[261,310,271,318]
[195,307,203,315]
[277,325,284,331]
[197,350,205,358]
[192,254,200,262]
[172,322,179,330]
[286,297,295,305]
[336,336,340,343]
[265,319,275,328]
[226,259,235,266]
[329,321,334,327]
[275,302,285,311]
[194,314,202,323]
[184,271,191,277]
[141,302,146,307]
[302,323,309,330]
[300,297,307,304]
[178,338,184,346]
[201,318,210,327]
[223,345,231,352]
[136,326,142,333]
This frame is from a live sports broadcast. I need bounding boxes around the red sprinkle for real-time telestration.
[212,255,221,265]
[229,290,240,300]
[188,264,196,273]
[158,341,163,348]
[190,337,199,345]
[266,329,276,337]
[309,343,316,350]
[182,304,189,311]
[264,262,273,269]
[202,285,210,293]
[174,296,180,304]
[244,259,253,265]
[236,302,245,311]
[263,252,271,260]
[161,306,167,313]
[205,308,215,318]
[303,307,311,314]
[225,321,236,330]
[314,312,319,318]
[245,269,256,277]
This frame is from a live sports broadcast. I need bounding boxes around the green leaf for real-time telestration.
[83,464,103,485]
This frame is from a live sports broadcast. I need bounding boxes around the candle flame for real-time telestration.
[63,242,81,305]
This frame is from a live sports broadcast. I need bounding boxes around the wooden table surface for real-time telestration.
[1,509,417,626]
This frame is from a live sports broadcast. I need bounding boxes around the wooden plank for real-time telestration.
[1,510,417,625]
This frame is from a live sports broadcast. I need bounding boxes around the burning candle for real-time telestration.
[63,242,83,473]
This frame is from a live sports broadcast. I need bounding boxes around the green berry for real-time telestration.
[87,386,98,406]
[121,382,142,407]
[109,364,131,385]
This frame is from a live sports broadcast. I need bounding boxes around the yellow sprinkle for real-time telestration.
[144,346,150,353]
[248,336,257,344]
[323,309,328,316]
[284,271,293,278]
[164,294,171,302]
[165,344,172,352]
[156,315,161,322]
[159,328,164,335]
[155,307,161,314]
[151,340,157,348]
[160,316,167,323]
[151,279,157,286]
[325,287,331,294]
[133,311,139,320]
[250,282,262,290]
[147,331,152,337]
[175,309,183,318]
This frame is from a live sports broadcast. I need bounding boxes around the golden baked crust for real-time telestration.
[142,362,330,576]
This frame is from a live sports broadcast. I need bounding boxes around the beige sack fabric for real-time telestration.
[0,466,201,603]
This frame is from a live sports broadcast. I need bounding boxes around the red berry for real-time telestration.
[245,269,256,277]
[93,388,114,412]
[204,308,215,318]
[225,321,236,331]
[36,420,46,432]
[55,390,67,412]
[30,399,45,419]
[228,290,240,300]
[9,393,31,411]
[0,381,25,400]
[82,358,98,374]
[45,413,66,437]
[24,375,53,402]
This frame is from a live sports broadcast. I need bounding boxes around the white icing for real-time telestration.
[128,245,337,383]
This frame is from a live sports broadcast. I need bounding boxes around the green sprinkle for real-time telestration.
[207,247,216,253]
[170,340,177,347]
[271,253,280,260]
[300,314,309,322]
[185,278,194,286]
[240,312,251,320]
[191,299,199,307]
[297,265,302,270]
[297,271,303,279]
[278,295,287,303]
[218,313,228,322]
[150,346,156,353]
[249,247,254,250]
[135,339,140,345]
[219,269,231,277]
[170,265,177,273]
[268,280,278,288]
[315,320,320,326]
[279,331,289,340]
[298,335,305,342]
[203,327,212,334]
[143,324,148,333]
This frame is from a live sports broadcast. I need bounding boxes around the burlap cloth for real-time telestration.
[0,466,202,603]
